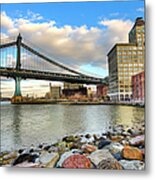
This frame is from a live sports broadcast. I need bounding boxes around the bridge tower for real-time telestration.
[12,34,23,103]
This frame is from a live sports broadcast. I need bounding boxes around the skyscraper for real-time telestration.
[107,17,145,101]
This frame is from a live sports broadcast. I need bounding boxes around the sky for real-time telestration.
[0,0,145,97]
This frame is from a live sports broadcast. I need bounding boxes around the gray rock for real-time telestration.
[88,149,122,169]
[39,151,59,166]
[119,160,145,170]
[88,149,114,166]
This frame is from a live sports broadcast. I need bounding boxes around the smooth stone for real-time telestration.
[62,154,91,169]
[122,146,143,161]
[81,144,97,153]
[62,135,78,143]
[119,160,145,170]
[113,152,122,161]
[97,158,123,170]
[105,142,124,155]
[98,140,111,149]
[129,135,145,146]
[39,151,59,165]
[12,153,39,166]
[110,135,124,142]
[85,134,91,139]
[3,151,17,160]
[45,153,59,168]
[57,141,67,155]
[56,151,76,167]
[88,149,114,167]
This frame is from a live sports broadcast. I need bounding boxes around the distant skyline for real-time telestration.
[1,0,144,97]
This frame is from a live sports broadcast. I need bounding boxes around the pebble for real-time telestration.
[98,140,111,149]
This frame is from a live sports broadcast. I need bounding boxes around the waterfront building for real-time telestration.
[97,84,109,99]
[62,82,87,98]
[49,83,61,99]
[107,17,145,101]
[64,83,83,90]
[132,71,144,103]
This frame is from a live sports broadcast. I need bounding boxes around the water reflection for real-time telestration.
[1,104,144,151]
[12,105,22,148]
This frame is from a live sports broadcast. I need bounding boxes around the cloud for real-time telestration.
[99,19,133,51]
[136,8,144,12]
[1,12,133,71]
[1,11,134,96]
[0,11,14,29]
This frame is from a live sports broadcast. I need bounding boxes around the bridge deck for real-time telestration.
[0,67,105,84]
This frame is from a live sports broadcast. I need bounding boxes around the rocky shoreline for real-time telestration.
[0,124,145,170]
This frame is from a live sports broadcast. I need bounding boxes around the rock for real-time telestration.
[43,145,51,151]
[121,139,130,146]
[106,142,124,155]
[127,128,141,136]
[110,135,124,142]
[2,152,18,166]
[129,135,145,147]
[97,158,123,170]
[45,153,59,168]
[62,135,79,143]
[18,149,25,154]
[39,151,59,167]
[88,149,122,170]
[15,162,40,168]
[81,144,97,153]
[56,150,77,167]
[62,154,92,169]
[122,146,143,161]
[85,134,91,139]
[113,152,122,161]
[119,160,145,170]
[98,139,111,149]
[12,153,39,166]
[57,141,67,155]
[3,151,17,160]
[88,149,113,166]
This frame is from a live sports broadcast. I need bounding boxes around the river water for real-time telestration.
[1,102,144,151]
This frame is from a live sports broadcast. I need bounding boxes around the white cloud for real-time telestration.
[1,11,135,96]
[136,8,144,12]
[0,11,14,29]
[1,11,133,71]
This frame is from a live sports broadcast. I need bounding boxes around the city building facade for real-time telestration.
[97,84,109,98]
[62,82,87,98]
[132,71,144,103]
[107,17,145,101]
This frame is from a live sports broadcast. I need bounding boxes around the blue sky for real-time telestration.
[2,1,144,28]
[1,0,145,97]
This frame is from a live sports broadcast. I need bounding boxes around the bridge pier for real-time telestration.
[14,77,22,96]
[11,77,23,103]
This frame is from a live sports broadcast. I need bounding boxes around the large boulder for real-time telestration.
[62,154,92,169]
[122,146,143,161]
[88,149,122,170]
[56,150,80,167]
